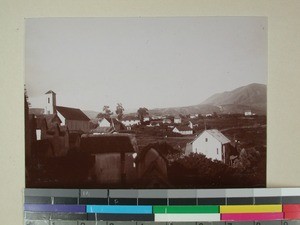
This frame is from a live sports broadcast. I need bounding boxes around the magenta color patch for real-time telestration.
[221,212,284,221]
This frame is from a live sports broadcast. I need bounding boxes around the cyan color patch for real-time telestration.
[86,205,152,214]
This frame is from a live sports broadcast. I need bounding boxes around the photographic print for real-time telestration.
[25,17,267,188]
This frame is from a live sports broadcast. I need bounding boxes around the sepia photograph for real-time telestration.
[25,17,267,188]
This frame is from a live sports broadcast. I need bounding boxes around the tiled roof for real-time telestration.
[56,106,90,121]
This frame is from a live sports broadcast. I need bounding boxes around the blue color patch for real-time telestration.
[86,205,152,214]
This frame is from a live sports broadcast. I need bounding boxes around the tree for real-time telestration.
[97,105,113,119]
[137,107,149,124]
[96,112,105,119]
[115,103,124,121]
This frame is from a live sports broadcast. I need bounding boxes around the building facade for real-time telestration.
[186,129,231,164]
[43,90,90,133]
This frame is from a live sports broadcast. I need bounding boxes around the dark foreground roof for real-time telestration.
[80,133,138,154]
[56,106,90,121]
[35,114,62,128]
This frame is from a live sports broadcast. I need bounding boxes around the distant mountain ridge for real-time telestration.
[149,83,266,116]
[202,83,266,106]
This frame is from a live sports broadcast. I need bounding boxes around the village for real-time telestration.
[25,90,266,188]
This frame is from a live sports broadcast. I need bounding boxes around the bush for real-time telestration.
[168,153,264,188]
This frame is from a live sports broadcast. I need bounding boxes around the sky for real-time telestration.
[25,17,267,113]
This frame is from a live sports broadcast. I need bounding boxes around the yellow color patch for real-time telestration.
[220,205,282,213]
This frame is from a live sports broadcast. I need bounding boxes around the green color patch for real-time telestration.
[153,205,219,214]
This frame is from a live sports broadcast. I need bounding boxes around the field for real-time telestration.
[134,115,266,151]
[131,114,266,188]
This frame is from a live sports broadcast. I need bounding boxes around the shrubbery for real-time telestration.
[168,152,265,188]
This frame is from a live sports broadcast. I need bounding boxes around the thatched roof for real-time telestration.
[80,133,138,154]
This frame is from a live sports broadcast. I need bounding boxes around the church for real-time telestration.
[44,90,90,133]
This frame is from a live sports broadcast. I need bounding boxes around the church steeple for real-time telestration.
[44,90,56,114]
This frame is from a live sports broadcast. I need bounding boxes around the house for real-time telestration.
[32,113,69,157]
[122,116,140,128]
[147,121,160,127]
[92,117,126,134]
[43,90,90,133]
[35,116,48,141]
[244,110,255,116]
[206,113,213,117]
[31,116,69,157]
[35,114,62,140]
[162,118,172,124]
[172,126,193,135]
[185,129,232,164]
[190,114,197,119]
[80,133,138,185]
[56,106,90,133]
[174,116,182,124]
[98,117,111,127]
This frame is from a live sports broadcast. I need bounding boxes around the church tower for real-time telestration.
[44,90,56,114]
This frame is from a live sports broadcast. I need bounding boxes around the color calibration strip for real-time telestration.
[24,188,300,224]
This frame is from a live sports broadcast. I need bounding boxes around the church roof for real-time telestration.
[56,106,90,121]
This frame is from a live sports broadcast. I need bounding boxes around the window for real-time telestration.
[36,129,41,141]
[48,97,50,103]
[217,148,218,154]
[205,138,208,142]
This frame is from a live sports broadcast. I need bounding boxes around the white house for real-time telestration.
[185,129,231,164]
[172,126,193,135]
[244,110,255,116]
[122,117,140,127]
[147,121,160,127]
[174,116,182,124]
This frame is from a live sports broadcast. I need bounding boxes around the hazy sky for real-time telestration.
[25,17,267,112]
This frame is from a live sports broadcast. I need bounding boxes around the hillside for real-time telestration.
[149,83,266,116]
[202,83,266,106]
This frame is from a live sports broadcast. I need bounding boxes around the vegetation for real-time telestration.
[137,107,149,124]
[115,103,124,120]
[168,153,265,188]
[97,105,113,119]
